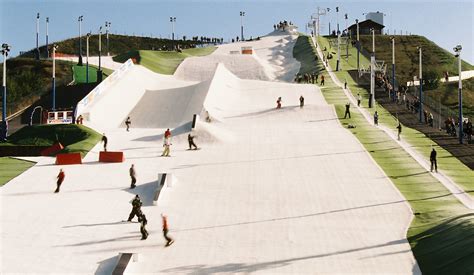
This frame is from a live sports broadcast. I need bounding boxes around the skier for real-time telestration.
[54,169,65,193]
[430,148,437,172]
[397,123,402,140]
[188,134,198,150]
[276,97,282,109]
[161,214,174,246]
[138,213,149,240]
[161,137,171,157]
[299,95,305,108]
[125,117,131,132]
[101,133,108,152]
[127,195,143,222]
[129,164,137,189]
[344,103,351,119]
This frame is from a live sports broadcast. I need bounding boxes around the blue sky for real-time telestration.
[0,0,473,63]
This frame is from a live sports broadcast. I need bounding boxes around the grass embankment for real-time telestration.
[2,124,102,158]
[295,35,474,273]
[292,35,325,75]
[72,65,113,84]
[113,47,216,74]
[357,34,474,118]
[0,157,35,186]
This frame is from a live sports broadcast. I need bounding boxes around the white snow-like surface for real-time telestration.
[57,56,124,71]
[1,31,420,274]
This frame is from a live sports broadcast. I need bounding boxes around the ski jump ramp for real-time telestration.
[1,31,420,274]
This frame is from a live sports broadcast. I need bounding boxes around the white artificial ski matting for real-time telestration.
[0,29,420,274]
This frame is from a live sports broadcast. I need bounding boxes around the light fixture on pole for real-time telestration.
[36,13,40,60]
[46,17,49,58]
[170,17,176,50]
[51,44,58,110]
[356,19,360,71]
[336,31,341,71]
[2,43,11,122]
[371,28,375,55]
[390,36,395,95]
[97,26,103,83]
[105,21,111,56]
[327,8,330,35]
[418,46,423,123]
[240,11,245,41]
[78,15,84,66]
[86,32,91,83]
[335,6,339,34]
[454,45,463,144]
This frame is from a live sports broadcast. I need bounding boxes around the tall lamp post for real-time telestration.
[369,28,375,108]
[78,16,84,66]
[336,31,341,71]
[240,11,245,41]
[356,19,360,71]
[36,13,40,60]
[2,43,11,122]
[454,45,463,144]
[335,6,339,34]
[170,17,176,49]
[418,46,423,123]
[105,21,111,56]
[86,32,91,83]
[97,26,103,82]
[390,36,395,94]
[52,44,58,110]
[46,17,49,58]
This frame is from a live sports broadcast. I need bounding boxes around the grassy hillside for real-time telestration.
[0,58,73,117]
[292,35,325,75]
[113,47,216,74]
[20,34,216,58]
[72,64,113,84]
[0,157,35,186]
[3,124,102,157]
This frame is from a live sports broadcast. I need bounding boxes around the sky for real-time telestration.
[0,0,473,64]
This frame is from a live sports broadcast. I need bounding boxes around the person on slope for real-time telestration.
[101,133,108,152]
[161,214,174,247]
[276,97,282,109]
[397,123,402,141]
[129,164,137,189]
[138,213,149,240]
[430,148,438,173]
[374,111,379,126]
[128,195,143,222]
[125,117,131,132]
[320,75,325,86]
[54,169,65,193]
[344,103,351,119]
[161,137,172,157]
[188,134,198,150]
[299,95,305,108]
[164,128,171,139]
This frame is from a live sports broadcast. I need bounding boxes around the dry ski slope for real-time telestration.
[0,29,420,274]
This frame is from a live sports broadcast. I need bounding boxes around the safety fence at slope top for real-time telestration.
[74,59,134,118]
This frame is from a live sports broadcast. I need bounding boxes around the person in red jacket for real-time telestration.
[164,129,171,139]
[161,214,174,246]
[54,169,65,193]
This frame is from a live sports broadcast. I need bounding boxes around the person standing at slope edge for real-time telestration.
[188,134,198,150]
[430,148,437,173]
[162,137,172,157]
[344,103,351,119]
[129,164,137,189]
[54,169,65,193]
[276,97,282,109]
[320,75,325,86]
[164,128,171,139]
[125,117,131,132]
[299,95,305,108]
[161,214,174,247]
[101,133,108,151]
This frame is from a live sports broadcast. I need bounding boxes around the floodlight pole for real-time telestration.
[240,11,245,41]
[455,45,463,144]
[370,54,375,108]
[97,27,103,82]
[78,16,83,66]
[371,28,375,56]
[170,17,176,49]
[36,13,40,60]
[336,32,341,71]
[391,36,395,93]
[52,44,57,110]
[105,22,111,56]
[2,44,10,122]
[356,19,360,71]
[418,47,423,123]
[86,33,91,83]
[46,17,49,58]
[336,6,339,34]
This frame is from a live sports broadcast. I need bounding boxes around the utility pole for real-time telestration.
[418,46,423,123]
[46,17,49,58]
[86,32,91,83]
[36,13,40,60]
[52,44,58,110]
[97,26,103,82]
[105,21,111,56]
[170,17,176,49]
[356,19,360,71]
[336,32,341,71]
[391,36,395,93]
[336,6,339,34]
[240,11,245,41]
[454,45,463,144]
[369,28,375,108]
[2,43,11,122]
[78,15,83,66]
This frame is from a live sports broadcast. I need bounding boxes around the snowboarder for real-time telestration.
[127,195,143,222]
[344,103,351,119]
[374,111,379,126]
[276,97,282,109]
[397,123,402,140]
[129,164,137,189]
[54,169,65,193]
[101,134,108,152]
[161,137,171,157]
[125,117,131,131]
[188,134,198,150]
[299,95,304,108]
[138,213,149,240]
[161,214,174,246]
[430,148,437,172]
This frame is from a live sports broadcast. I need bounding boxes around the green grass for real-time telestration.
[3,124,102,158]
[0,157,35,186]
[297,35,474,273]
[72,64,112,84]
[292,35,325,75]
[113,47,217,74]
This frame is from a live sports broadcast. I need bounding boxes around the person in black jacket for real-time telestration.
[138,213,149,240]
[127,195,142,222]
[101,134,108,151]
[188,134,198,150]
[430,148,437,173]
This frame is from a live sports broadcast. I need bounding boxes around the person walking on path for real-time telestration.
[129,164,137,189]
[299,95,304,108]
[161,137,172,157]
[188,134,198,150]
[54,169,65,193]
[320,75,325,86]
[357,93,361,107]
[397,123,402,140]
[161,214,174,246]
[127,195,143,222]
[276,97,282,109]
[344,103,351,119]
[101,134,108,152]
[374,111,379,126]
[138,213,149,240]
[430,148,438,173]
[125,117,131,132]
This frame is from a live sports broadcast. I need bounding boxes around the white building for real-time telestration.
[365,11,384,26]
